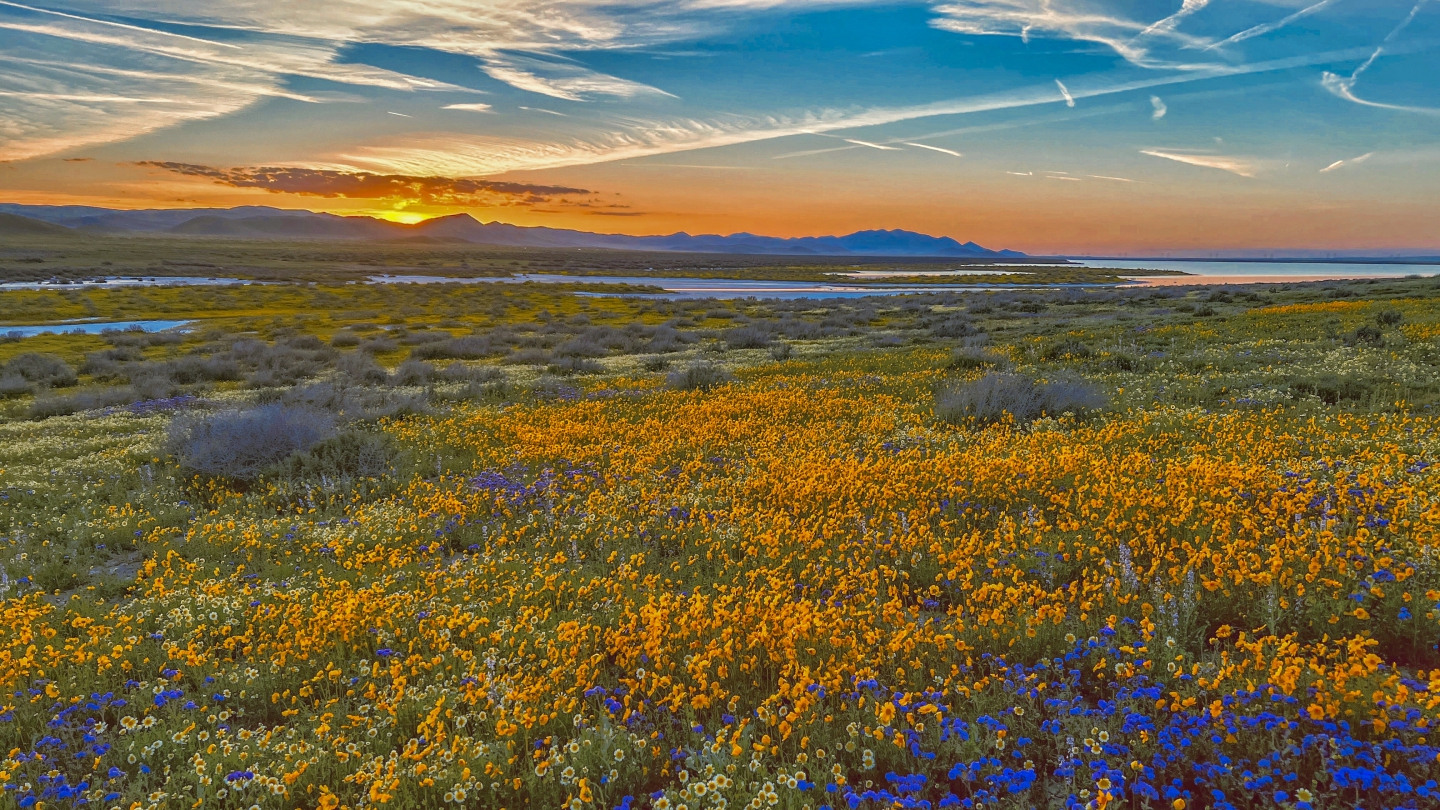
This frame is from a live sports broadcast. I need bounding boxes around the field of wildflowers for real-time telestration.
[1,274,1440,810]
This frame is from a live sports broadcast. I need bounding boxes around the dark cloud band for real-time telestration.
[137,161,591,205]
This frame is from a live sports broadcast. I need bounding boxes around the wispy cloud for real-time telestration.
[903,142,962,157]
[519,106,567,116]
[337,45,1389,176]
[1204,0,1347,51]
[1320,152,1374,172]
[1320,0,1438,115]
[1055,79,1075,108]
[841,138,901,151]
[480,53,675,102]
[1150,95,1167,120]
[1141,149,1258,177]
[1088,174,1135,182]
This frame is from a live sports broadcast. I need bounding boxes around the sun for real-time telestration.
[370,210,433,225]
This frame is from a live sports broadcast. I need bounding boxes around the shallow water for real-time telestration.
[1070,259,1440,284]
[369,273,1097,300]
[1,319,192,337]
[0,276,247,291]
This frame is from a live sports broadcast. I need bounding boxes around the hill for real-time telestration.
[0,203,1024,258]
[0,212,76,237]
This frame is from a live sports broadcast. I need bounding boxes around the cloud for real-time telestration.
[902,142,962,157]
[520,106,567,116]
[841,138,901,151]
[1055,79,1075,107]
[1087,174,1135,182]
[1319,152,1374,172]
[1320,0,1439,115]
[1150,95,1167,120]
[1006,171,1033,176]
[136,161,592,206]
[1204,0,1347,51]
[387,111,412,117]
[1140,149,1258,177]
[480,53,675,101]
[443,103,494,112]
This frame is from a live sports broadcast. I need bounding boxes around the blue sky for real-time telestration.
[1,1,1437,253]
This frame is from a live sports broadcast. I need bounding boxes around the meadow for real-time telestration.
[1,265,1439,810]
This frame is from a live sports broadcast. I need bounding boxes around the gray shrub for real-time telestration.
[167,404,336,480]
[935,372,1106,425]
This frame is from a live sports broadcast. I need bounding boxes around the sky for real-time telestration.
[1,0,1437,256]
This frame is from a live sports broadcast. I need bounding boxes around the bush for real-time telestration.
[391,359,437,386]
[1349,324,1384,346]
[930,315,978,339]
[948,347,1008,371]
[668,363,734,392]
[0,373,32,398]
[272,431,397,481]
[439,362,502,384]
[769,342,793,361]
[336,351,389,385]
[1376,308,1404,327]
[935,372,1107,425]
[548,356,603,375]
[1041,339,1093,361]
[410,335,499,360]
[1289,374,1375,405]
[642,356,671,371]
[330,332,360,348]
[3,353,77,388]
[556,337,609,358]
[27,387,138,418]
[359,336,398,354]
[167,405,336,481]
[503,348,551,365]
[722,326,771,349]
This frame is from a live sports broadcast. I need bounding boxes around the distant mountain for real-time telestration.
[0,204,1023,258]
[0,212,77,237]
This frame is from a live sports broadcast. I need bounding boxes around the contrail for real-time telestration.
[903,142,962,157]
[1055,79,1076,108]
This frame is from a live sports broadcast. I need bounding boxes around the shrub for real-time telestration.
[272,431,397,481]
[391,359,437,386]
[330,332,360,348]
[722,326,771,349]
[556,337,609,358]
[336,351,389,385]
[948,347,1008,371]
[3,353,77,388]
[27,387,139,419]
[1289,374,1375,405]
[1349,324,1384,346]
[1041,339,1093,361]
[439,362,502,384]
[410,335,498,360]
[167,405,336,481]
[930,316,978,339]
[503,348,551,365]
[935,372,1107,425]
[0,373,32,398]
[642,356,671,371]
[668,363,734,392]
[359,336,398,354]
[769,342,793,361]
[548,356,604,375]
[1376,308,1404,327]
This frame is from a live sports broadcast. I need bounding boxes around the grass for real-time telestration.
[0,265,1439,810]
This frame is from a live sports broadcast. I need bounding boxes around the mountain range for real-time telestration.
[0,204,1023,258]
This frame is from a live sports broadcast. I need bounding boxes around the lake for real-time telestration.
[2,319,192,338]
